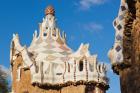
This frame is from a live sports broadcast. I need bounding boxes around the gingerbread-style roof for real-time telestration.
[10,5,109,90]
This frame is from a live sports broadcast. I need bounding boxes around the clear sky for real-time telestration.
[0,0,121,93]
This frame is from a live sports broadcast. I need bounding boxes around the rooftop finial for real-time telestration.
[45,5,55,16]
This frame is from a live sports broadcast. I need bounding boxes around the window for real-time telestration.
[68,63,70,72]
[43,33,47,36]
[79,60,84,71]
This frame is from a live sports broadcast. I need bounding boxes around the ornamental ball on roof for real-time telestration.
[45,5,55,16]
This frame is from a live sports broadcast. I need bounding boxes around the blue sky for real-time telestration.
[0,0,120,93]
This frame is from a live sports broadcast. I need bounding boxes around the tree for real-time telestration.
[0,66,9,93]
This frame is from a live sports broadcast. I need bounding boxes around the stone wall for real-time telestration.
[11,56,106,93]
[120,0,140,93]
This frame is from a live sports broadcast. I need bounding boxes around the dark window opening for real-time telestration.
[44,33,47,36]
[56,73,62,75]
[79,60,84,71]
[68,63,70,72]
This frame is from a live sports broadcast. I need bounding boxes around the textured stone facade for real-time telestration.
[120,1,140,93]
[109,0,140,93]
[11,56,106,93]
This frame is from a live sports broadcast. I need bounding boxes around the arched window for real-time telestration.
[79,60,84,71]
[68,63,70,72]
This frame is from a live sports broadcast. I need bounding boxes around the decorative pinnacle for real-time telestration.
[45,5,55,16]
